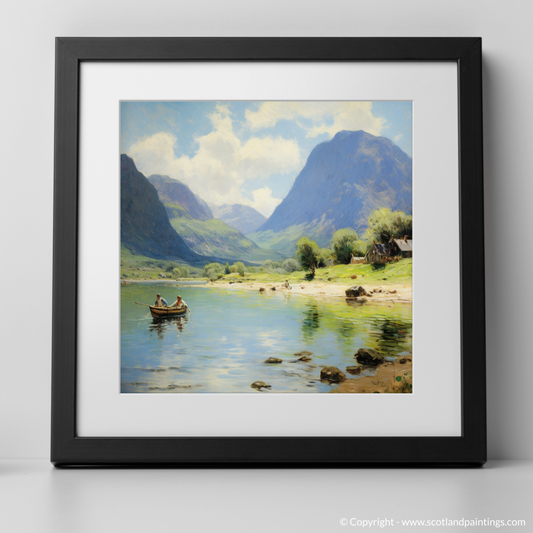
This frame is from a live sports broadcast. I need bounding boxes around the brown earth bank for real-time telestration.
[204,280,412,304]
[331,359,413,394]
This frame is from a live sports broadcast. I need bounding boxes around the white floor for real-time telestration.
[1,460,530,532]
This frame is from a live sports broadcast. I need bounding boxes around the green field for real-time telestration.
[235,259,412,286]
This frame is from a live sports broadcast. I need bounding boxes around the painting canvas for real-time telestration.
[120,101,413,394]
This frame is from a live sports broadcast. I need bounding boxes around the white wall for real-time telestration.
[1,0,531,459]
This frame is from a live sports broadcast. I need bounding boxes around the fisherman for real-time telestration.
[283,280,292,290]
[154,293,168,307]
[170,295,188,310]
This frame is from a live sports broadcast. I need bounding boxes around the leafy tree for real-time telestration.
[296,237,320,276]
[352,240,369,257]
[233,261,245,277]
[203,262,224,280]
[224,262,231,275]
[318,248,332,268]
[282,258,301,272]
[365,208,412,244]
[331,228,359,264]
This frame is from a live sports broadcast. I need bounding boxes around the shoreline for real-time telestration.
[124,278,412,304]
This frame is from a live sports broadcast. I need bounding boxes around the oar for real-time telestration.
[135,302,153,307]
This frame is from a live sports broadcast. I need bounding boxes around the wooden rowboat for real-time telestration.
[149,305,188,319]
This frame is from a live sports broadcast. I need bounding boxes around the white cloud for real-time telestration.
[245,101,386,138]
[127,105,300,216]
[245,187,282,218]
[394,133,403,142]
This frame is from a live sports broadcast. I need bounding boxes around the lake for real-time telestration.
[121,283,412,393]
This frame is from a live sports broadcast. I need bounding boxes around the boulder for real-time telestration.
[265,357,282,364]
[351,274,357,279]
[399,357,412,364]
[294,350,313,356]
[271,287,276,291]
[296,356,312,362]
[346,366,362,375]
[355,348,385,366]
[259,287,265,292]
[320,366,346,383]
[345,285,366,298]
[251,381,271,390]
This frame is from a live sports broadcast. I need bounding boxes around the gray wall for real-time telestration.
[1,0,530,459]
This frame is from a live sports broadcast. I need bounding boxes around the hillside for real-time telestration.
[248,130,411,255]
[209,203,266,235]
[120,155,203,264]
[148,174,213,220]
[169,218,284,262]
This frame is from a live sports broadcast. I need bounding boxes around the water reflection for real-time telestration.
[301,304,321,340]
[366,317,412,356]
[149,316,189,340]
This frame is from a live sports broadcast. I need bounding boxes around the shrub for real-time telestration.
[282,258,301,272]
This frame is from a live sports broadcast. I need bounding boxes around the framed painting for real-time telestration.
[52,37,486,465]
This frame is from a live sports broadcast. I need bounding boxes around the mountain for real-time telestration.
[121,155,204,264]
[147,174,213,221]
[209,203,267,235]
[248,130,412,255]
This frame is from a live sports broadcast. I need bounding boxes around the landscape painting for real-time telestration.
[120,101,413,394]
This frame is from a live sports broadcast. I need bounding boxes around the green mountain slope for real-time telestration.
[169,218,285,262]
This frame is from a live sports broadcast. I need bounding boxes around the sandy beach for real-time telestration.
[204,279,412,304]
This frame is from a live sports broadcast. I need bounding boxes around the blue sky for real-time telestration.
[121,101,412,217]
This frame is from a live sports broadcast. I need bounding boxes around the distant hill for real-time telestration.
[248,130,412,255]
[209,203,267,235]
[148,174,213,221]
[169,218,284,263]
[121,155,203,263]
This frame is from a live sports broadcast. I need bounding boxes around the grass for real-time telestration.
[222,259,412,287]
[120,246,204,280]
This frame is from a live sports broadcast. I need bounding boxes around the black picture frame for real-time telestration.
[52,37,486,466]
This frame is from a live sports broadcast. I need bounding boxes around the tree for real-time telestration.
[233,261,245,277]
[318,248,332,268]
[365,208,412,244]
[203,262,224,280]
[296,237,320,276]
[352,240,369,257]
[224,262,231,275]
[331,228,359,264]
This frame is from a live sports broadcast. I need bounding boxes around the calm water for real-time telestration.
[121,283,412,393]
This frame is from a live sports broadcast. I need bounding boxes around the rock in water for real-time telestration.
[294,350,313,356]
[355,348,385,366]
[346,366,362,375]
[296,356,312,362]
[251,381,271,390]
[320,366,346,383]
[264,357,282,364]
[345,285,367,298]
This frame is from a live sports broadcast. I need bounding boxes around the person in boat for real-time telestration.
[170,295,188,310]
[154,293,168,307]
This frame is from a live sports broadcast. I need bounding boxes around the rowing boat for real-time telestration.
[149,305,188,318]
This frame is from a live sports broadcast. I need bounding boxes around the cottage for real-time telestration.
[364,243,394,264]
[390,237,413,258]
